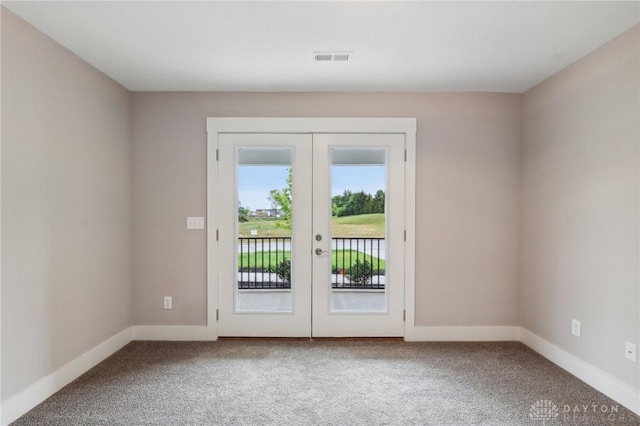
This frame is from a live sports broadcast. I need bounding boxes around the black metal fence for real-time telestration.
[332,237,385,290]
[237,237,385,290]
[238,237,291,289]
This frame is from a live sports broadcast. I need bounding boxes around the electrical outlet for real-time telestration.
[164,296,172,310]
[625,342,636,362]
[571,319,581,337]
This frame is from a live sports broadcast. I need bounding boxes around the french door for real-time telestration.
[217,132,405,337]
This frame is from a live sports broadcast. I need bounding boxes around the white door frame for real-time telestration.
[206,117,417,339]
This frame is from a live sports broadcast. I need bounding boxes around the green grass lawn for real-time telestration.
[331,250,385,271]
[332,213,384,237]
[238,218,291,237]
[238,251,291,269]
[238,213,384,238]
[332,213,385,225]
[238,250,385,271]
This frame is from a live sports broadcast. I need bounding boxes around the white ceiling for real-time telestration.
[4,1,639,93]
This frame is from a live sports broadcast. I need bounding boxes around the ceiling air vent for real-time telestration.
[332,53,351,62]
[313,51,353,62]
[314,53,333,62]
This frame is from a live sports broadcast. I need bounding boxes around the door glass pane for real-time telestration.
[236,147,293,313]
[330,148,387,313]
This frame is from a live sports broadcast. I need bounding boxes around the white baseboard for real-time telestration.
[520,328,640,415]
[1,327,133,426]
[404,325,521,342]
[131,325,217,341]
[3,324,638,423]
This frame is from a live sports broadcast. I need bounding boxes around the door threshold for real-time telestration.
[310,337,403,342]
[218,337,311,341]
[218,336,404,342]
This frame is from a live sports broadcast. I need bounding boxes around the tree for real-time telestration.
[331,189,385,217]
[269,167,293,226]
[344,191,368,216]
[332,190,351,217]
[372,190,385,213]
[238,202,249,223]
[267,193,279,218]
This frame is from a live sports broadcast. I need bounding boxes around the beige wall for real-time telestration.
[1,9,133,399]
[521,25,640,388]
[131,92,521,327]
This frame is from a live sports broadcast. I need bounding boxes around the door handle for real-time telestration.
[315,248,328,256]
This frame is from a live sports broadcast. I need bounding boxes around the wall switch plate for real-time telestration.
[187,217,205,230]
[625,342,636,362]
[164,296,172,310]
[571,319,581,337]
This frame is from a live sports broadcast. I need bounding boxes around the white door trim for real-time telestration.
[206,117,417,339]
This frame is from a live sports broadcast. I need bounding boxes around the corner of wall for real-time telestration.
[127,89,135,330]
[0,5,4,420]
[516,91,525,331]
[1,328,133,426]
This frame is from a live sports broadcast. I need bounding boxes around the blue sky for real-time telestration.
[238,165,385,211]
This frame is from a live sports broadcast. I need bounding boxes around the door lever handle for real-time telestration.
[315,248,328,256]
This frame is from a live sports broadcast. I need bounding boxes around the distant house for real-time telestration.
[254,208,280,218]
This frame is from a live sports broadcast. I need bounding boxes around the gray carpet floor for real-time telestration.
[11,340,640,425]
